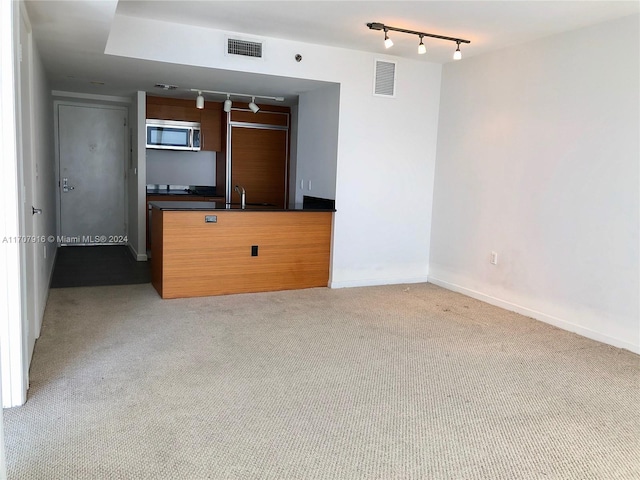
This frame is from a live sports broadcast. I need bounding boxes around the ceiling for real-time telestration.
[24,1,639,103]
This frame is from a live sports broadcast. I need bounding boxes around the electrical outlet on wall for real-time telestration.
[490,251,498,265]
[300,179,304,190]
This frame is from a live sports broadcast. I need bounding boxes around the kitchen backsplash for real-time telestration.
[146,149,216,186]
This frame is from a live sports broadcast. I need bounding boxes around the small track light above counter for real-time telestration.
[188,88,284,113]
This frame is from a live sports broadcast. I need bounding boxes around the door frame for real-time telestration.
[53,101,129,245]
[1,0,27,409]
[17,0,39,371]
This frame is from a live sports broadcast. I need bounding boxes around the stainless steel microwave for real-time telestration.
[146,119,201,151]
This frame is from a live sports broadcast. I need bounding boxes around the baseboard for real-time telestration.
[127,242,148,262]
[330,275,429,289]
[428,276,639,355]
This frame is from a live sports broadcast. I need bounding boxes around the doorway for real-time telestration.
[56,103,128,245]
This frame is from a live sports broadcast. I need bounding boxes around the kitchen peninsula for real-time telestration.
[150,201,335,299]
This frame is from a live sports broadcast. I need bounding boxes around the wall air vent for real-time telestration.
[373,60,396,98]
[227,38,263,58]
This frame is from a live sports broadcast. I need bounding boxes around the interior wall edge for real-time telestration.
[38,246,57,323]
[429,276,640,355]
[127,242,147,262]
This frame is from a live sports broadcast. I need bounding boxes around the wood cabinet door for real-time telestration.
[200,107,222,151]
[146,103,200,122]
[230,127,287,208]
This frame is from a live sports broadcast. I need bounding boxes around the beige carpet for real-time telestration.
[4,283,639,479]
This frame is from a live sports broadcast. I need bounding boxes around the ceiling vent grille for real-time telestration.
[373,60,396,97]
[227,38,263,58]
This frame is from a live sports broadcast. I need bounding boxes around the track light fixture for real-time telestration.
[190,89,284,114]
[453,41,462,60]
[418,35,426,55]
[196,91,204,109]
[383,28,393,49]
[248,97,260,113]
[367,22,469,59]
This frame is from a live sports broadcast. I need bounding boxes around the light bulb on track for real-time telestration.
[384,29,393,49]
[196,91,204,109]
[418,36,426,55]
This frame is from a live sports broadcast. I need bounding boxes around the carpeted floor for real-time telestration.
[3,283,639,479]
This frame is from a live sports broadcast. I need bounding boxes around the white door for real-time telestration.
[58,104,127,244]
[18,5,38,374]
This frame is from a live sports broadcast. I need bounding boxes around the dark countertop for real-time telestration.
[147,190,196,196]
[146,185,218,196]
[149,201,336,212]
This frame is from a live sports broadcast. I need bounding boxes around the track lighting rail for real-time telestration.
[190,88,284,113]
[367,22,470,45]
[189,89,284,102]
[367,22,469,59]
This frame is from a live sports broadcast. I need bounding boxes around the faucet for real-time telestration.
[234,185,246,209]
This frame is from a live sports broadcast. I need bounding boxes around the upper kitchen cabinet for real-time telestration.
[146,96,200,122]
[146,96,222,151]
[200,105,222,152]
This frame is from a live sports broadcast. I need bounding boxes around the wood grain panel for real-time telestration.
[150,207,164,296]
[230,110,289,126]
[200,105,222,151]
[156,211,332,298]
[146,103,201,122]
[147,96,194,107]
[146,196,206,249]
[231,128,287,208]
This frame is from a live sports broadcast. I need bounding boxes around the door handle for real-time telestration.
[62,177,75,192]
[32,206,42,215]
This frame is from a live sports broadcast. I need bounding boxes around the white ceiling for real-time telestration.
[24,1,639,103]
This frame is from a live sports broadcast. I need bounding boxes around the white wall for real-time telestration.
[146,149,216,186]
[295,84,340,204]
[127,91,147,260]
[127,92,140,258]
[32,34,56,327]
[430,15,640,353]
[134,92,147,261]
[288,104,298,206]
[106,15,442,288]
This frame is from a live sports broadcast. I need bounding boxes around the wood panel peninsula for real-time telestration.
[150,201,335,299]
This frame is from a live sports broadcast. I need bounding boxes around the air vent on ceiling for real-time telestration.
[154,83,179,90]
[227,38,263,58]
[373,60,396,98]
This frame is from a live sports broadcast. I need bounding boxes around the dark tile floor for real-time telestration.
[51,246,151,288]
